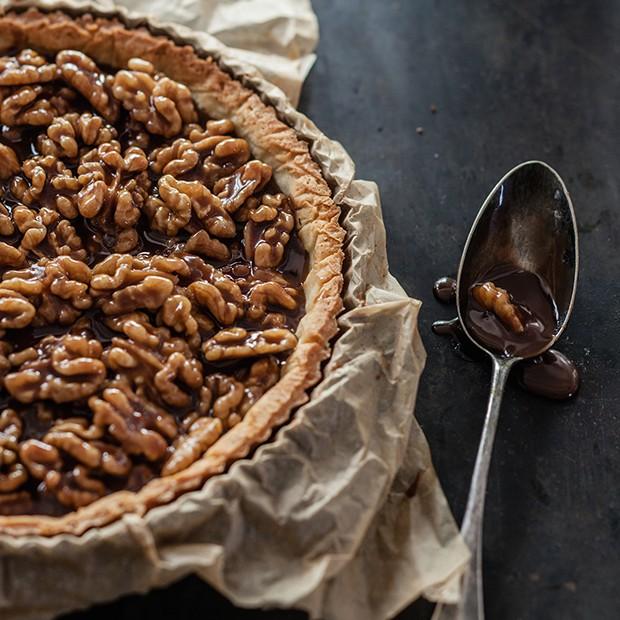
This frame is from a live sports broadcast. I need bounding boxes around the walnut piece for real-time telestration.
[4,334,105,403]
[188,273,244,326]
[46,465,107,509]
[57,50,119,122]
[146,175,235,238]
[2,256,92,325]
[246,280,298,321]
[198,357,280,429]
[13,205,60,254]
[0,203,14,236]
[205,374,244,422]
[472,281,524,333]
[102,275,174,315]
[157,294,199,336]
[76,141,149,251]
[203,327,297,361]
[42,426,132,477]
[44,430,101,468]
[103,314,203,407]
[213,160,272,213]
[184,230,230,261]
[145,174,192,236]
[0,144,20,179]
[90,253,187,292]
[0,85,56,126]
[239,357,281,417]
[0,50,57,86]
[89,384,176,461]
[112,60,197,137]
[244,194,295,268]
[153,350,203,407]
[0,409,22,451]
[150,131,250,186]
[49,417,103,440]
[0,289,35,328]
[149,138,200,176]
[0,447,27,492]
[19,438,62,480]
[0,241,25,267]
[47,219,87,260]
[11,154,81,217]
[13,205,52,251]
[0,341,11,384]
[162,417,223,476]
[38,112,118,158]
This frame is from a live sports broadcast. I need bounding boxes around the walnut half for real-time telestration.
[203,327,297,361]
[162,417,223,476]
[243,194,295,268]
[472,282,524,333]
[0,50,57,86]
[57,50,119,122]
[0,144,20,179]
[112,59,197,137]
[4,335,105,403]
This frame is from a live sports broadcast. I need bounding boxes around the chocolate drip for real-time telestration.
[517,350,579,400]
[431,318,485,362]
[432,276,457,304]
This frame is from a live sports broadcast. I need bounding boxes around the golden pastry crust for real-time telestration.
[0,7,344,536]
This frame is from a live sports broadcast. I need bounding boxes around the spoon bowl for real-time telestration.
[456,160,579,358]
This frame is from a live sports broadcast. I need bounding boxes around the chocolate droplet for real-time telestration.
[433,276,457,304]
[517,349,580,400]
[432,317,485,362]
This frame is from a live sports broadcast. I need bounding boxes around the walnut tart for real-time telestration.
[0,8,344,535]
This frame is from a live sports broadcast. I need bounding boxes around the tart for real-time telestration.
[0,8,344,535]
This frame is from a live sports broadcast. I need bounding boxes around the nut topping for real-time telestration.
[89,385,174,461]
[0,48,307,517]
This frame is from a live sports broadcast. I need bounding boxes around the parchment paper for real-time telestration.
[9,0,318,105]
[0,2,470,618]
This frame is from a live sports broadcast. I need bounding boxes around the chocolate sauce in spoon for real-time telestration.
[465,264,558,359]
[432,272,579,400]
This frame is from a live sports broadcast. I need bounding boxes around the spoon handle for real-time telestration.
[432,357,514,620]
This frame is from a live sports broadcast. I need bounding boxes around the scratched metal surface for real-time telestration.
[66,1,618,619]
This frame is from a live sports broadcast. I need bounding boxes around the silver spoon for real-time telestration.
[432,160,578,620]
